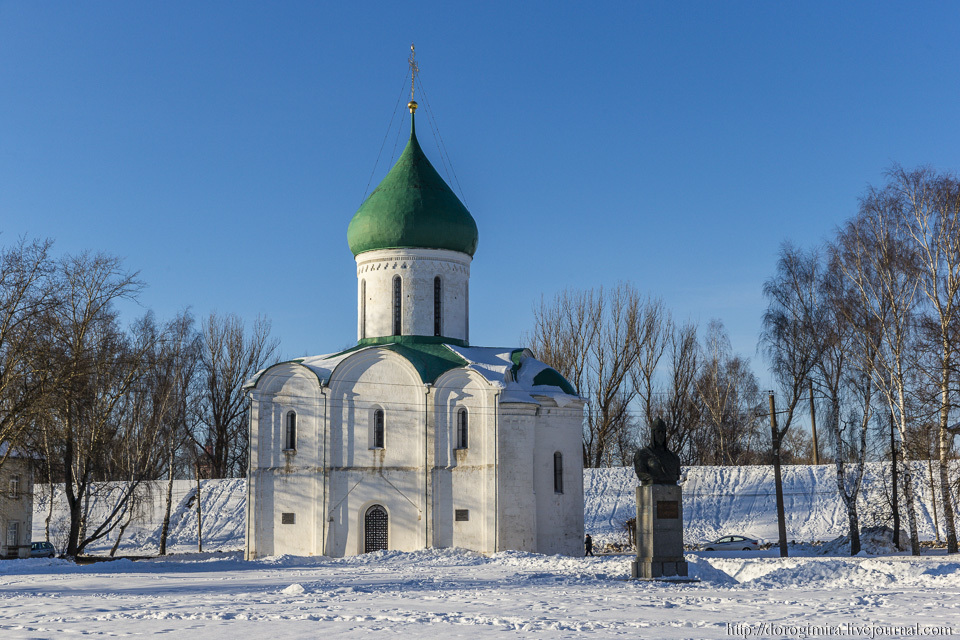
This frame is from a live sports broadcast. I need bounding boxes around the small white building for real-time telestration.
[0,444,35,558]
[244,102,584,559]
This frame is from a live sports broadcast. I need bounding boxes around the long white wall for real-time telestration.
[37,463,948,555]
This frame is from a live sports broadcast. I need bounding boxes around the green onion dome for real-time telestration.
[348,115,479,257]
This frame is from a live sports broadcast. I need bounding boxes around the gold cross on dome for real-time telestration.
[409,43,418,101]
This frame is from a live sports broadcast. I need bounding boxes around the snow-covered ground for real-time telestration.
[7,464,956,638]
[1,548,957,639]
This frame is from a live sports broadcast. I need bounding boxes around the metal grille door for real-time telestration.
[364,505,388,553]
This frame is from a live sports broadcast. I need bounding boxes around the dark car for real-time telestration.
[30,541,55,558]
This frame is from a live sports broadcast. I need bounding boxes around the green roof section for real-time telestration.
[347,114,479,257]
[324,339,468,384]
[381,342,469,384]
[510,348,525,380]
[532,366,578,395]
[357,335,468,348]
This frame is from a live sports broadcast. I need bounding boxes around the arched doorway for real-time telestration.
[364,505,388,553]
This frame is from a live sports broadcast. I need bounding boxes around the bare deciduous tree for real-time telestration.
[835,190,923,555]
[762,244,827,556]
[531,284,653,467]
[893,165,960,554]
[696,321,763,465]
[194,313,278,478]
[820,248,879,555]
[47,251,146,556]
[656,322,702,463]
[0,238,57,468]
[157,312,200,555]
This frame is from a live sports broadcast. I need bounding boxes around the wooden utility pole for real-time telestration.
[890,412,901,551]
[808,380,820,465]
[196,457,203,553]
[769,392,788,557]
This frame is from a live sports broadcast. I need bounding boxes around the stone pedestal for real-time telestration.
[630,484,688,579]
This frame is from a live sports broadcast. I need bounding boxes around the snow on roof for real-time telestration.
[246,343,581,407]
[244,349,361,390]
[445,345,581,406]
[443,345,517,384]
[298,350,362,385]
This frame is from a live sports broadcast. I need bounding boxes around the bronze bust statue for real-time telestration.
[633,418,681,485]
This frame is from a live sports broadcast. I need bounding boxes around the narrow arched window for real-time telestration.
[373,409,385,448]
[285,412,297,451]
[456,408,468,449]
[553,452,563,494]
[434,276,442,337]
[393,276,402,335]
[360,279,366,339]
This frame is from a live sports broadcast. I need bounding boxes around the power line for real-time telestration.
[415,75,467,206]
[360,70,409,205]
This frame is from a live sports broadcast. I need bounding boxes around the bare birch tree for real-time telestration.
[819,247,879,555]
[158,312,200,555]
[893,165,960,554]
[835,190,923,555]
[761,244,827,556]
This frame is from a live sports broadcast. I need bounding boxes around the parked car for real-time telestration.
[30,542,56,558]
[702,535,760,551]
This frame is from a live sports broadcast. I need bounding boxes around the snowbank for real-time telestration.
[32,478,245,556]
[32,462,947,556]
[584,462,946,548]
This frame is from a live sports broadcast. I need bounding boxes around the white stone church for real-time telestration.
[244,97,584,559]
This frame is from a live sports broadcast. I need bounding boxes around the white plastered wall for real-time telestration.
[495,396,586,555]
[532,398,586,556]
[324,349,427,557]
[496,402,540,552]
[246,352,586,559]
[246,364,324,560]
[430,368,498,553]
[356,248,471,342]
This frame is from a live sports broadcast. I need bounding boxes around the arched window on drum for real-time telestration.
[372,408,385,449]
[456,408,468,449]
[553,452,563,494]
[284,411,297,451]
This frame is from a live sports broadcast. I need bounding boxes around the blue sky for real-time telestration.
[3,1,960,377]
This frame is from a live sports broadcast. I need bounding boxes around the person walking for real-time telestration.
[585,533,594,556]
